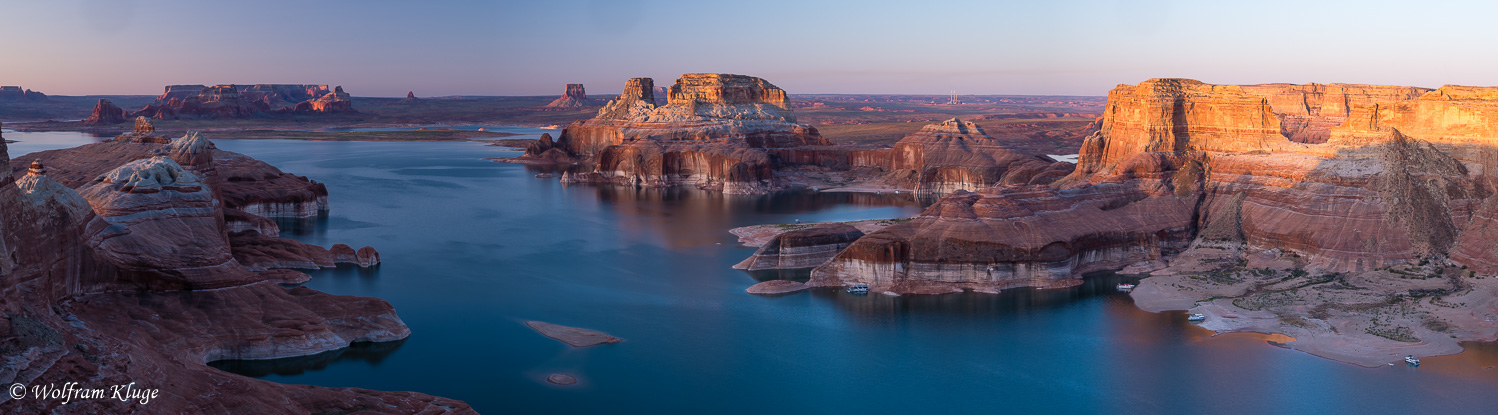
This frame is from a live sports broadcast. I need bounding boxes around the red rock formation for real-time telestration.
[802,78,1498,294]
[294,85,355,113]
[858,118,1069,193]
[0,132,471,412]
[81,99,128,125]
[543,83,592,108]
[524,74,830,193]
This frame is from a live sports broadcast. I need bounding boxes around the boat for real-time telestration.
[847,284,869,294]
[1116,283,1136,292]
[1405,355,1420,366]
[1188,313,1206,322]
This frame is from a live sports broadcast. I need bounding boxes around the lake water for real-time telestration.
[6,128,1498,414]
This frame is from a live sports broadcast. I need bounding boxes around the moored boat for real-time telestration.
[847,284,869,294]
[1188,313,1206,322]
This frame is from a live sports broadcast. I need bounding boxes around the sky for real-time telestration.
[2,0,1496,97]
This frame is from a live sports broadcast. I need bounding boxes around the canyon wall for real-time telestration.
[802,79,1498,294]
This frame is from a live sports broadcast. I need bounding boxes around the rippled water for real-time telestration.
[8,129,1498,414]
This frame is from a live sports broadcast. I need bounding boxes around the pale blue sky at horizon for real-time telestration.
[2,0,1494,97]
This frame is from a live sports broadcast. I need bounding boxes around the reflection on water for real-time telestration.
[10,131,1498,414]
[209,340,406,377]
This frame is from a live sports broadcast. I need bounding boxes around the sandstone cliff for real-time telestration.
[523,74,829,193]
[801,79,1498,296]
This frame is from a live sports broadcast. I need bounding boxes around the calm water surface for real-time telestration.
[7,128,1498,414]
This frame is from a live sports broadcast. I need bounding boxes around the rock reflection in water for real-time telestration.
[210,339,407,377]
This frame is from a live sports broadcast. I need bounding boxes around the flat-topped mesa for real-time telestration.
[83,99,129,125]
[656,73,793,122]
[0,85,47,100]
[133,84,354,119]
[534,74,828,194]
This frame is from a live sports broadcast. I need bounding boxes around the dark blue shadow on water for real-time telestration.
[209,339,407,378]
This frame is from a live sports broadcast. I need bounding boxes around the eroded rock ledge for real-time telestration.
[0,123,467,413]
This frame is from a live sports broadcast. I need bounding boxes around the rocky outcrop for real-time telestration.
[293,86,354,113]
[734,223,865,271]
[213,150,330,217]
[81,99,128,125]
[0,131,470,412]
[543,83,592,108]
[859,118,1071,193]
[399,91,422,105]
[520,74,830,193]
[76,156,258,290]
[132,84,354,119]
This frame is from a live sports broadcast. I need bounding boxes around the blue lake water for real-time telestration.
[6,129,1498,414]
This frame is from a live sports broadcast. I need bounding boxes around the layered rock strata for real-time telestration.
[791,79,1498,298]
[0,131,468,411]
[857,118,1070,193]
[517,74,829,193]
[734,223,865,271]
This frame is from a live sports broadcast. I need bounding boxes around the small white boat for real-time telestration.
[1405,355,1420,366]
[1188,313,1206,322]
[847,284,869,294]
[1116,283,1136,292]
